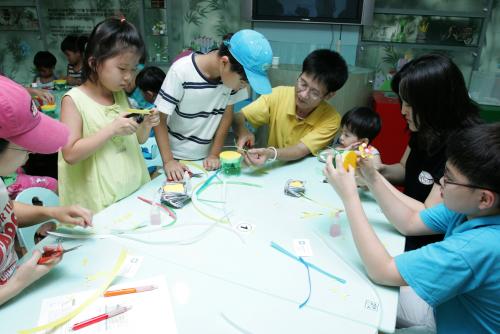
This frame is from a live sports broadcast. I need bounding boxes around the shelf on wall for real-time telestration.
[359,41,479,53]
[146,61,170,66]
[373,8,489,18]
[0,28,39,31]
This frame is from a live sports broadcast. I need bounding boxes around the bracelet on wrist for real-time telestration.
[268,146,278,162]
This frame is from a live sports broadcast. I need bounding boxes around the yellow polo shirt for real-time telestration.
[242,86,340,155]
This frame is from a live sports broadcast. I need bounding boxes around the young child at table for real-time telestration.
[153,29,272,181]
[32,51,58,90]
[124,64,156,111]
[135,66,166,105]
[58,18,159,213]
[320,107,382,168]
[60,34,88,86]
[0,75,92,305]
[324,122,500,333]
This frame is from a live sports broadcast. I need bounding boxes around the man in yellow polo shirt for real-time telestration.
[233,49,348,165]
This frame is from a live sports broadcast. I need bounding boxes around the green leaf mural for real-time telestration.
[0,0,242,82]
[182,0,239,51]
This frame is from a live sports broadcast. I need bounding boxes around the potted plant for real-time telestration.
[152,21,166,35]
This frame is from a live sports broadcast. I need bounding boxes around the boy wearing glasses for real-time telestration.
[234,49,348,165]
[324,123,500,333]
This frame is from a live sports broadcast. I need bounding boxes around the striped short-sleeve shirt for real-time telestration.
[155,53,248,160]
[67,64,82,81]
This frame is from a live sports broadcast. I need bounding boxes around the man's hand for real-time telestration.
[236,128,255,151]
[243,147,274,166]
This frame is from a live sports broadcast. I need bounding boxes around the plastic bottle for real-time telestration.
[150,190,162,225]
[330,222,341,237]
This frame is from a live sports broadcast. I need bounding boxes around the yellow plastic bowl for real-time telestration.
[54,79,67,84]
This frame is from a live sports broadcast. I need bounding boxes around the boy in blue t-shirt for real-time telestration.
[324,122,500,334]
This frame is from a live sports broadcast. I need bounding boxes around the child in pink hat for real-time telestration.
[0,75,93,305]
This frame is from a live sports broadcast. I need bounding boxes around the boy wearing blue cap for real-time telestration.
[324,123,500,333]
[234,49,348,166]
[153,30,272,181]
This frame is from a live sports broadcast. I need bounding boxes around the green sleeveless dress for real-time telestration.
[58,88,150,213]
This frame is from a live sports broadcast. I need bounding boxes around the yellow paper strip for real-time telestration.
[18,249,128,334]
[127,108,151,114]
[179,160,207,175]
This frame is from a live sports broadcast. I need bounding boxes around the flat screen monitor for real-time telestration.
[251,0,373,25]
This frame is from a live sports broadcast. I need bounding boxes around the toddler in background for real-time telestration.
[125,64,157,110]
[32,51,57,89]
[320,107,382,166]
[135,66,166,105]
[60,34,88,86]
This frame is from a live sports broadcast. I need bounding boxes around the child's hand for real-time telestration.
[357,155,380,184]
[111,113,139,136]
[342,141,362,151]
[142,109,160,128]
[48,205,93,228]
[203,155,220,171]
[323,154,358,198]
[12,250,60,289]
[27,88,55,104]
[164,160,189,182]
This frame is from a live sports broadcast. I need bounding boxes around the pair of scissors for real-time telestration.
[37,244,82,264]
[167,170,203,182]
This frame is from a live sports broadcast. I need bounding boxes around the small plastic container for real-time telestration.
[331,149,357,170]
[330,222,342,237]
[40,104,56,112]
[40,104,57,118]
[150,190,162,225]
[54,79,67,90]
[219,151,242,176]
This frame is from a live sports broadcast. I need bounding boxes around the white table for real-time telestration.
[1,157,404,333]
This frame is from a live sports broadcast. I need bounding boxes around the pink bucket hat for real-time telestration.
[0,76,69,154]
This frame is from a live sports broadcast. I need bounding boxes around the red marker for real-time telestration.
[72,305,131,331]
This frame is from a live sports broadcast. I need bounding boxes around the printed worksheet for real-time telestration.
[38,276,177,334]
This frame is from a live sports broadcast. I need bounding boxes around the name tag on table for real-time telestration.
[119,255,144,278]
[293,239,313,257]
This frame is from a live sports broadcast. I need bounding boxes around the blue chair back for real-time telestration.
[15,187,59,253]
[140,137,163,173]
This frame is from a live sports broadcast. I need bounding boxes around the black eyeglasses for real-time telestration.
[442,174,498,193]
[296,77,324,101]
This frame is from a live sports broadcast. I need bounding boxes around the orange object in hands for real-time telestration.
[103,285,158,297]
[37,244,82,264]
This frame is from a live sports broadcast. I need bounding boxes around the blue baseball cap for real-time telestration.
[226,29,273,95]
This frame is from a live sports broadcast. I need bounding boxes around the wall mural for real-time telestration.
[0,0,241,83]
[182,0,241,53]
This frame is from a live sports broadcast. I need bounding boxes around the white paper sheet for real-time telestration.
[38,276,177,334]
